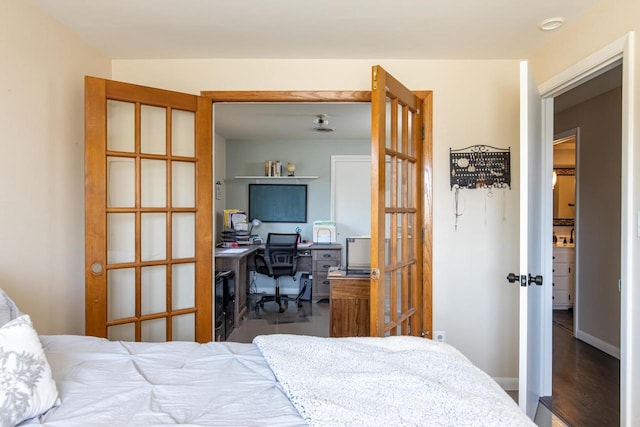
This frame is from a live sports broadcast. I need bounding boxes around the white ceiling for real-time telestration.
[28,0,601,60]
[214,102,371,141]
[26,0,611,141]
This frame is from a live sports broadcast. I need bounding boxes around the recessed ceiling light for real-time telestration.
[539,17,565,31]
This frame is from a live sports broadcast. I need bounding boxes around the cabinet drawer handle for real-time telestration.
[553,282,555,287]
[323,253,331,258]
[322,264,332,269]
[322,280,330,285]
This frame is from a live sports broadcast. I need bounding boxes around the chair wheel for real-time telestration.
[278,307,285,313]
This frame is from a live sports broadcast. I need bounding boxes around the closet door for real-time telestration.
[85,77,213,342]
[370,66,432,337]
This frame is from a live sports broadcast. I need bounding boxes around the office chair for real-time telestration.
[254,233,304,314]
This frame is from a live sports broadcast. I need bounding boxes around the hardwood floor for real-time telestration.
[540,309,620,426]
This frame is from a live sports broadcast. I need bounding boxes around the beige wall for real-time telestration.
[112,59,522,383]
[0,1,111,334]
[531,0,639,423]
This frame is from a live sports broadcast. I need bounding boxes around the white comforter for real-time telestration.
[254,334,535,427]
[23,335,304,426]
[22,334,533,426]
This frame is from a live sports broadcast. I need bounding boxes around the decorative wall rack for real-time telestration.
[449,145,511,190]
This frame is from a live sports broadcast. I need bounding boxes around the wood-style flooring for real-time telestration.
[539,309,620,426]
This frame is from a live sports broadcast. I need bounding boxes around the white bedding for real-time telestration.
[18,334,533,427]
[21,335,304,426]
[254,334,535,427]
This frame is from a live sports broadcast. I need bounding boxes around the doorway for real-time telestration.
[541,60,624,426]
[205,84,433,340]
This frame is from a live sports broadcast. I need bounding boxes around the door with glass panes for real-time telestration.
[85,77,213,342]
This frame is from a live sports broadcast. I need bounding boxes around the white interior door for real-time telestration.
[331,155,371,265]
[518,61,546,417]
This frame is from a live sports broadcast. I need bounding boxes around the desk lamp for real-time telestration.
[249,218,262,236]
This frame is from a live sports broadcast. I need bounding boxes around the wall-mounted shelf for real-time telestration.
[233,175,318,183]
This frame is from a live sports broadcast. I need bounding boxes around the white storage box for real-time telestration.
[313,220,336,244]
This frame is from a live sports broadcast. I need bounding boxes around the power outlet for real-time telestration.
[434,331,446,343]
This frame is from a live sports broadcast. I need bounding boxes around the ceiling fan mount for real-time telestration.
[313,114,335,132]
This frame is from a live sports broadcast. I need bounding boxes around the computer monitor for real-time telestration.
[346,237,371,276]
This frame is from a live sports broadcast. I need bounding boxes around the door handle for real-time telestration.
[507,273,543,287]
[529,274,543,286]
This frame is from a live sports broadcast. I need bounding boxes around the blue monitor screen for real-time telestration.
[248,184,307,223]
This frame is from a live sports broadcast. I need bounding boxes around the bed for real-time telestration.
[1,290,534,426]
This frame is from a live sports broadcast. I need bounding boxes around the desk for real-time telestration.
[215,243,341,328]
[214,246,260,327]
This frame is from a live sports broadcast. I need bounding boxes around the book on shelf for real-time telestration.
[264,160,282,177]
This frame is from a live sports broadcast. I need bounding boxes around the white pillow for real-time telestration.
[0,288,22,327]
[0,315,59,426]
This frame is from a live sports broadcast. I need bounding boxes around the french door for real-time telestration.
[85,77,213,342]
[370,66,433,337]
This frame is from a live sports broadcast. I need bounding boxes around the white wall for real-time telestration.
[0,1,110,334]
[112,58,522,382]
[530,0,639,422]
[214,132,227,247]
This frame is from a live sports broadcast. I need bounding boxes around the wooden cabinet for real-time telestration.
[310,244,341,299]
[553,246,575,309]
[329,274,369,337]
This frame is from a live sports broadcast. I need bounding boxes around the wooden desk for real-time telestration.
[214,246,260,327]
[215,243,342,327]
[329,271,370,337]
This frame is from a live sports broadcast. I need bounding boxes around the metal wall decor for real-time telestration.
[450,145,511,189]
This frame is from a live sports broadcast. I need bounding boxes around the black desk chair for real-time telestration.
[254,233,304,314]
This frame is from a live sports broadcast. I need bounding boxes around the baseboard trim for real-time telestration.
[493,377,519,391]
[576,329,620,360]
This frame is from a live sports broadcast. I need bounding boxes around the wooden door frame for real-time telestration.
[201,90,433,337]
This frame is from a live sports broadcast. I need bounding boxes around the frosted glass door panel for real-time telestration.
[107,157,135,208]
[140,105,166,155]
[141,213,166,261]
[172,161,195,208]
[141,266,166,315]
[172,263,195,309]
[107,268,135,321]
[141,318,166,342]
[108,323,135,342]
[107,100,134,153]
[397,158,404,207]
[141,159,167,207]
[172,110,195,157]
[172,314,195,341]
[107,213,135,264]
[385,98,393,149]
[172,213,195,259]
[407,110,415,157]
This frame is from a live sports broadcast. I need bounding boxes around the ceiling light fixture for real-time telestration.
[539,17,565,31]
[313,114,335,132]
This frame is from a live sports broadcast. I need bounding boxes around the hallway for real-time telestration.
[540,310,620,426]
